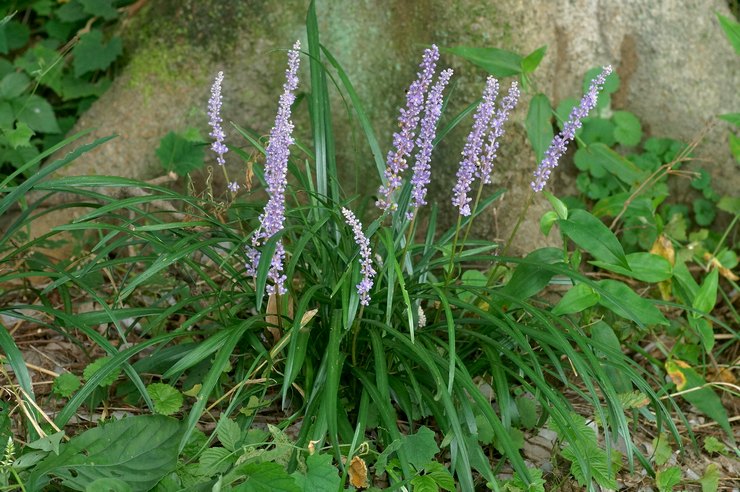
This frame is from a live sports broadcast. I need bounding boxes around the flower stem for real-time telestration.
[486,190,534,286]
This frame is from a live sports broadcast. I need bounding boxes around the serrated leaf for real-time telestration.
[72,30,122,77]
[82,356,120,387]
[4,121,34,149]
[216,417,242,452]
[233,462,300,492]
[0,20,30,54]
[56,1,89,22]
[597,279,669,326]
[700,463,720,492]
[156,131,205,175]
[651,434,672,466]
[27,415,181,491]
[703,436,727,455]
[552,283,600,316]
[15,94,60,133]
[717,13,740,55]
[292,453,340,491]
[441,46,523,77]
[52,372,81,398]
[410,474,437,492]
[617,390,649,410]
[79,0,119,20]
[656,466,681,492]
[0,72,30,98]
[423,462,455,491]
[526,93,553,163]
[515,396,538,430]
[612,110,642,146]
[561,439,617,490]
[374,439,403,476]
[198,446,233,476]
[403,426,439,470]
[146,383,183,416]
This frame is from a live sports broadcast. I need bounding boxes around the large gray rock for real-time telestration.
[32,0,740,252]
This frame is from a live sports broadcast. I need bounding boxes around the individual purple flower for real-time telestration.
[407,68,453,220]
[208,71,228,166]
[478,81,520,185]
[246,41,301,295]
[451,76,499,216]
[376,45,440,213]
[531,65,612,192]
[228,181,240,193]
[342,207,376,306]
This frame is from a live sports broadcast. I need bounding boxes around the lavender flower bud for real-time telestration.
[452,76,499,216]
[377,45,440,213]
[208,71,228,166]
[228,181,240,193]
[478,81,520,185]
[246,41,301,295]
[341,207,376,306]
[531,65,612,192]
[408,68,453,220]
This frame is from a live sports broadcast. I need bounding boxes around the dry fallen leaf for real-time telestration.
[348,455,369,489]
[266,293,294,343]
[703,252,739,281]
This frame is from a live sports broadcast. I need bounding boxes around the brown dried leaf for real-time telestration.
[266,293,294,343]
[348,455,369,489]
[650,235,675,265]
[703,252,739,281]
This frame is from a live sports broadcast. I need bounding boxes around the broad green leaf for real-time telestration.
[612,110,642,146]
[590,252,673,283]
[4,121,34,149]
[0,100,12,128]
[717,112,740,127]
[61,74,112,100]
[690,316,715,354]
[422,462,455,492]
[72,30,122,77]
[56,1,89,22]
[216,416,242,452]
[441,46,523,77]
[79,0,119,20]
[543,190,568,219]
[597,279,669,326]
[693,269,718,314]
[156,131,205,175]
[0,71,30,98]
[521,45,547,74]
[52,372,81,398]
[589,143,647,186]
[15,94,60,133]
[85,478,132,492]
[717,195,740,215]
[591,321,631,393]
[540,210,558,236]
[656,466,681,492]
[558,209,629,269]
[233,462,300,492]
[403,426,439,470]
[515,396,538,430]
[410,475,438,492]
[526,93,553,162]
[717,13,740,55]
[552,283,600,316]
[27,415,181,491]
[198,447,233,475]
[146,383,183,416]
[665,360,733,440]
[501,247,563,301]
[27,431,65,455]
[292,453,341,491]
[703,436,727,455]
[700,463,720,492]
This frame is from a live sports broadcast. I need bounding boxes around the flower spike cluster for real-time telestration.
[478,81,520,185]
[531,65,612,192]
[408,68,453,219]
[245,40,301,295]
[377,45,450,214]
[342,207,376,306]
[208,71,228,166]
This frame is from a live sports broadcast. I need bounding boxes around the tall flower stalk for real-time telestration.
[341,207,376,306]
[208,71,228,167]
[376,45,440,213]
[531,65,612,192]
[246,41,301,296]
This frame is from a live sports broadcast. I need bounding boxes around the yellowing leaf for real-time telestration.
[348,455,369,489]
[703,252,739,281]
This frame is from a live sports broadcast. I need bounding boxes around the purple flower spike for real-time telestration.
[408,68,453,219]
[342,207,376,306]
[246,41,301,296]
[531,65,612,192]
[208,71,228,166]
[478,81,520,185]
[452,76,499,216]
[228,181,240,193]
[377,45,440,213]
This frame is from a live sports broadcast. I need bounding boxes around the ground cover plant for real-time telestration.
[0,3,738,491]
